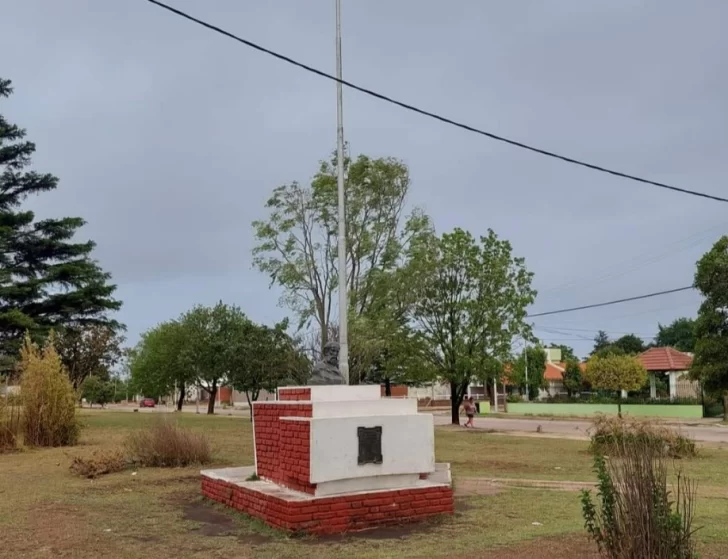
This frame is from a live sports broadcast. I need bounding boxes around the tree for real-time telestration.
[55,325,124,390]
[511,346,547,400]
[690,236,728,420]
[406,228,536,424]
[80,375,113,408]
[549,344,577,362]
[130,320,192,410]
[655,317,696,353]
[591,331,612,356]
[0,79,121,370]
[563,359,583,398]
[612,334,646,355]
[585,354,647,416]
[252,150,431,353]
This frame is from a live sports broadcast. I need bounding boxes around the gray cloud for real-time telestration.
[2,0,726,356]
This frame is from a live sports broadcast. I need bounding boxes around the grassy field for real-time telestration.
[1,411,728,558]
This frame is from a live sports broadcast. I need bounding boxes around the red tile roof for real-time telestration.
[544,362,565,381]
[638,347,692,372]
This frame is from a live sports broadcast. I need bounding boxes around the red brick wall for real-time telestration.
[201,475,453,535]
[253,403,314,494]
[278,388,311,401]
[380,385,408,397]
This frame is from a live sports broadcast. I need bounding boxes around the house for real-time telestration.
[637,347,698,400]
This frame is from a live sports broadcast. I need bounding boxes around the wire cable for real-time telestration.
[527,286,694,318]
[145,0,728,204]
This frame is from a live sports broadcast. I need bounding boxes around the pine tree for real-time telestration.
[0,78,121,370]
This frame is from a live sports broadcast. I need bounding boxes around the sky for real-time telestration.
[2,0,727,359]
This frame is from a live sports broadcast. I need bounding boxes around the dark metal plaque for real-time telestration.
[357,426,383,465]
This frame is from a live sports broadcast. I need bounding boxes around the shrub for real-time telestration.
[0,394,21,452]
[590,415,697,459]
[581,437,699,558]
[20,335,80,447]
[125,419,211,467]
[70,448,128,478]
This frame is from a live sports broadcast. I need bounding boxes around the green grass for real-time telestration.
[1,411,727,558]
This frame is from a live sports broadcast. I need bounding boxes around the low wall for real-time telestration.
[506,403,703,419]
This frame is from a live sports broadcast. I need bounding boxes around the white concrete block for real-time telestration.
[312,398,416,418]
[279,385,381,402]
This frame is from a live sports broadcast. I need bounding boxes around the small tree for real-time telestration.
[81,375,113,408]
[563,359,583,398]
[511,346,546,400]
[55,325,124,390]
[585,354,647,416]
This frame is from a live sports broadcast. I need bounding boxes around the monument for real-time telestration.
[201,351,453,534]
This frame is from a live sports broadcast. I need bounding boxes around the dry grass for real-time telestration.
[19,336,80,448]
[0,411,726,559]
[590,415,697,459]
[70,448,128,478]
[125,418,212,467]
[0,400,21,452]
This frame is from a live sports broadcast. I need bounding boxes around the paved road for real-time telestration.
[432,415,728,444]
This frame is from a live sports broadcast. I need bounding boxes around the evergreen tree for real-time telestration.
[0,78,120,369]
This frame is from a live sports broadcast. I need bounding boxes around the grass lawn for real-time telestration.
[1,411,727,558]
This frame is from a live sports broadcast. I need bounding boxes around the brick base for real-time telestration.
[201,475,454,535]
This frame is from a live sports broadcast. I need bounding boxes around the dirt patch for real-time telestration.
[184,501,237,536]
[302,517,444,545]
[455,480,504,497]
[424,536,599,559]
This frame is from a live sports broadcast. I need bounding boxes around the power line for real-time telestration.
[527,286,694,318]
[145,0,728,204]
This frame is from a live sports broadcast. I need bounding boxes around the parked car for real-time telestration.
[140,398,156,408]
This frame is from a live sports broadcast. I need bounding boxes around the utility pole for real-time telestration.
[335,0,349,384]
[524,342,530,402]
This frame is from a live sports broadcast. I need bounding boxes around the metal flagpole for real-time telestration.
[335,0,349,384]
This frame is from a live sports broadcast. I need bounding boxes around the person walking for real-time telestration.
[462,397,476,428]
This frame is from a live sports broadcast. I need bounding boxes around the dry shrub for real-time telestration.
[581,435,699,558]
[125,419,211,467]
[20,335,80,447]
[0,394,21,452]
[590,415,696,459]
[70,448,128,478]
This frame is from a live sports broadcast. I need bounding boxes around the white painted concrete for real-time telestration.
[315,473,419,496]
[312,398,416,418]
[300,385,382,402]
[309,413,435,484]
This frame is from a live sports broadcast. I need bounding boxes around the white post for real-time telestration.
[523,344,530,402]
[492,377,498,412]
[650,373,657,399]
[335,0,349,385]
[669,372,677,401]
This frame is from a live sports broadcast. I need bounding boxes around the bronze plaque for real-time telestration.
[357,426,383,465]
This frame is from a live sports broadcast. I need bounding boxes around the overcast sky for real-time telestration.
[2,0,726,358]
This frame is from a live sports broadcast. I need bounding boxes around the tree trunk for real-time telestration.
[450,381,467,425]
[385,378,391,397]
[207,382,217,415]
[723,392,728,423]
[176,382,185,411]
[246,391,253,421]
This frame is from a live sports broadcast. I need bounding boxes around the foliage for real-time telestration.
[55,325,124,390]
[80,375,114,407]
[581,426,698,558]
[125,419,211,467]
[406,228,536,424]
[549,343,577,362]
[585,354,647,394]
[0,79,121,371]
[655,317,697,353]
[0,387,21,452]
[589,415,697,459]
[612,334,647,355]
[19,334,79,447]
[70,448,128,478]
[511,346,547,400]
[252,150,431,354]
[562,359,583,397]
[591,330,612,355]
[690,235,728,421]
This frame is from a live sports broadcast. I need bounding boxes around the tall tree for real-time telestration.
[591,331,611,356]
[406,228,536,424]
[511,346,547,400]
[563,359,583,398]
[690,236,728,420]
[55,324,124,390]
[655,317,696,353]
[612,334,646,355]
[585,354,647,416]
[252,150,431,353]
[0,79,121,369]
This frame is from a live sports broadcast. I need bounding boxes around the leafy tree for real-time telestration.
[511,346,547,400]
[406,228,536,424]
[252,150,431,353]
[0,79,121,371]
[690,236,728,420]
[563,359,583,398]
[591,331,611,356]
[130,320,192,410]
[585,354,647,416]
[655,317,696,353]
[549,344,577,362]
[612,334,646,355]
[55,325,124,390]
[592,344,626,359]
[80,375,113,408]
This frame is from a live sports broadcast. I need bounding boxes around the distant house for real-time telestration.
[637,347,698,400]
